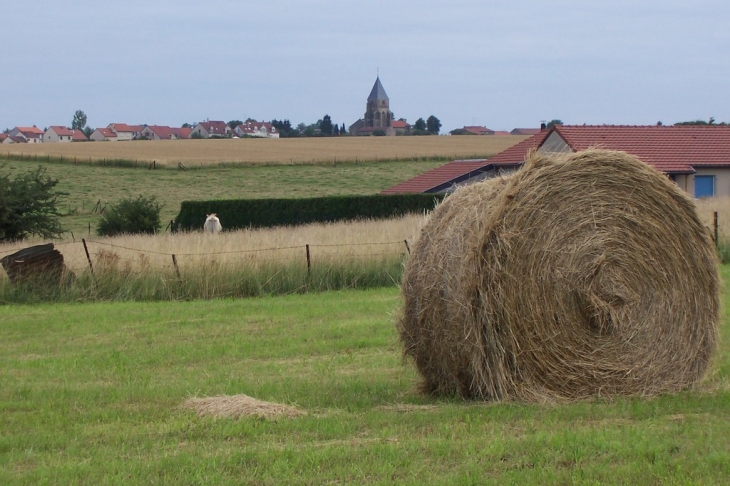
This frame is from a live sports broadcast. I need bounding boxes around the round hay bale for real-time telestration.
[398,149,720,402]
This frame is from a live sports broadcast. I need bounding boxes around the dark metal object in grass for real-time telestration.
[0,243,73,287]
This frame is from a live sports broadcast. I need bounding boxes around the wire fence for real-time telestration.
[0,236,413,280]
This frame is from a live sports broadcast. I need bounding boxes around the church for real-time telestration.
[349,76,407,136]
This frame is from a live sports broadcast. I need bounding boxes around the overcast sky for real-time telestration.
[2,1,729,133]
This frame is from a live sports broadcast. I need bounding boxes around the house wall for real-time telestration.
[140,127,160,140]
[44,130,72,143]
[689,169,730,198]
[538,132,572,153]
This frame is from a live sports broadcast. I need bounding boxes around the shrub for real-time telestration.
[97,196,163,237]
[0,166,65,241]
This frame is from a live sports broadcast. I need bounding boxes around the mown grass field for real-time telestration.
[1,268,729,484]
[0,135,525,167]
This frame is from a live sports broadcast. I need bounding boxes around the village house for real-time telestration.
[383,125,730,199]
[190,120,231,138]
[8,126,44,143]
[89,128,118,141]
[107,123,143,141]
[44,126,88,143]
[234,121,279,138]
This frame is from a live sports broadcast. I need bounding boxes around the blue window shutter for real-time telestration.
[694,175,715,198]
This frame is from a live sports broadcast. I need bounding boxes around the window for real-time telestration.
[694,175,715,198]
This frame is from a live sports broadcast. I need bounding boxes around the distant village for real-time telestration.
[1,77,540,145]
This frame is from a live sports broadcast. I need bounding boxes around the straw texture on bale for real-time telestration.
[398,149,720,402]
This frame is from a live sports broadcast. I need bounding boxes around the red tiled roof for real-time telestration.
[95,128,117,138]
[48,125,74,136]
[109,123,143,133]
[382,159,492,194]
[493,130,511,136]
[382,132,545,194]
[145,125,189,139]
[71,129,87,141]
[198,120,229,135]
[391,120,409,129]
[485,129,552,165]
[552,125,730,173]
[16,126,44,135]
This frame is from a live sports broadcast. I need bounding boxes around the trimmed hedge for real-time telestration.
[174,193,445,231]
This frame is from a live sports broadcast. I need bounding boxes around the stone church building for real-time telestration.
[349,76,406,136]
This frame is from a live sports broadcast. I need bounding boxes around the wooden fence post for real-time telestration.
[404,240,411,255]
[306,244,311,275]
[82,239,94,276]
[171,254,181,278]
[714,211,719,249]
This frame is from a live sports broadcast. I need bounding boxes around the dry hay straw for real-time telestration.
[398,149,720,402]
[182,394,305,419]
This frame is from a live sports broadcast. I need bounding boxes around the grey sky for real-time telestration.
[2,1,728,133]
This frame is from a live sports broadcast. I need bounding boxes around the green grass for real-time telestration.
[1,157,446,237]
[2,268,730,484]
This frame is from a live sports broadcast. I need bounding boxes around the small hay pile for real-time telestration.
[182,394,305,419]
[398,149,720,402]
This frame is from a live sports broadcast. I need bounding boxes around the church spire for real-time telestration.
[367,76,389,101]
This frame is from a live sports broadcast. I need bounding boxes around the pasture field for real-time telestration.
[1,273,730,484]
[0,157,446,238]
[0,135,525,167]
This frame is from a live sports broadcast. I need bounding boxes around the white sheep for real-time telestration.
[203,213,222,233]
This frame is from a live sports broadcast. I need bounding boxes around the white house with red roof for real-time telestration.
[234,121,279,138]
[8,126,44,143]
[139,125,192,141]
[107,123,143,141]
[90,128,118,141]
[191,120,231,138]
[383,125,730,198]
[44,126,87,143]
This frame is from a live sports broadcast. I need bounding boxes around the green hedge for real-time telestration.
[174,193,445,231]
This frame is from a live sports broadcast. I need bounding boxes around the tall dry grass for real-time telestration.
[0,215,427,301]
[0,136,525,167]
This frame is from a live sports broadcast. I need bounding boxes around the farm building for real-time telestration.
[383,125,730,198]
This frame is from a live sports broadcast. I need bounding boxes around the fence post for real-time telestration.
[82,239,94,276]
[404,239,411,255]
[714,211,719,249]
[306,244,311,275]
[171,254,181,278]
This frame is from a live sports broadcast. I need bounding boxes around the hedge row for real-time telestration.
[174,193,445,231]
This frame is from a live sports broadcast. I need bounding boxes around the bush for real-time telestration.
[97,196,163,237]
[0,166,65,241]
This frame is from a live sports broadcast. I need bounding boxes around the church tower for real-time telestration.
[364,76,392,129]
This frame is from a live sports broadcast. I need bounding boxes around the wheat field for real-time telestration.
[0,135,526,167]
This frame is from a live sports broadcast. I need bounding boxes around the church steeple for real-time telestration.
[368,76,389,101]
[364,76,392,129]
